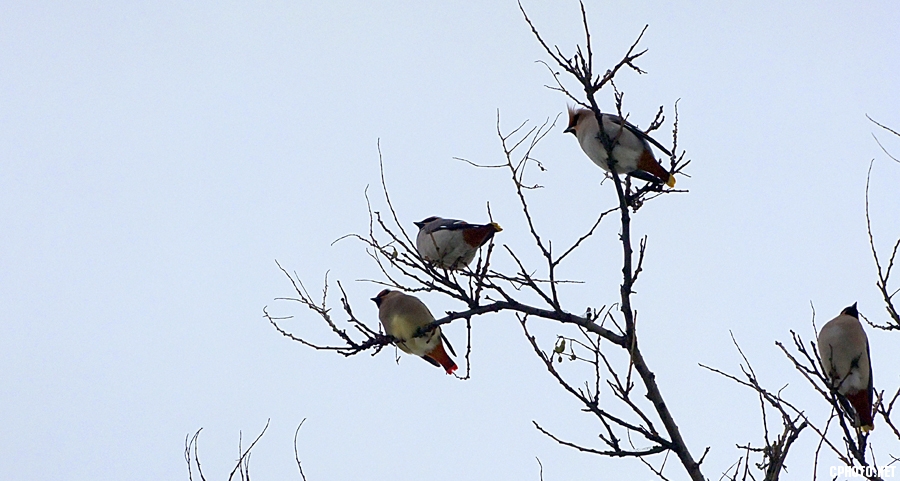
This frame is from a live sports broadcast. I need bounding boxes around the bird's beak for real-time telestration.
[413,222,424,228]
[564,126,575,135]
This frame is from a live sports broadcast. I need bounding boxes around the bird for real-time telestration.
[564,106,676,187]
[371,289,458,374]
[817,302,874,431]
[414,216,502,270]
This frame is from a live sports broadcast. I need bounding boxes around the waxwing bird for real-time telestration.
[817,302,874,431]
[414,216,502,270]
[372,289,458,374]
[564,106,676,187]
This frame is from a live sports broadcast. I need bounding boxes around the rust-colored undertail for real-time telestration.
[462,224,501,248]
[425,341,458,375]
[636,150,676,187]
[845,389,874,431]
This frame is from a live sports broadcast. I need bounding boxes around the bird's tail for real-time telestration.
[636,152,676,187]
[845,390,874,431]
[463,224,501,248]
[426,342,458,375]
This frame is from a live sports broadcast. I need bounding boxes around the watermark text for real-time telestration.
[830,465,895,478]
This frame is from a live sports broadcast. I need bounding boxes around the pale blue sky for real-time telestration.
[2,2,899,480]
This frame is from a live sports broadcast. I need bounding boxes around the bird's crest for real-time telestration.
[565,104,583,133]
[371,289,392,306]
[841,302,859,318]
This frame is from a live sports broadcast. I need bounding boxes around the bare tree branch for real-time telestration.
[294,419,308,481]
[865,160,900,330]
[228,419,270,481]
[184,428,208,481]
[867,114,900,164]
[701,332,808,481]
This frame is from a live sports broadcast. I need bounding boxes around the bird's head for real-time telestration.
[414,216,440,229]
[841,302,859,318]
[371,289,393,307]
[564,105,587,135]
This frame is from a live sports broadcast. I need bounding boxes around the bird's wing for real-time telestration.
[866,339,874,398]
[430,219,473,232]
[628,169,664,183]
[419,356,441,368]
[602,114,673,157]
[441,332,456,357]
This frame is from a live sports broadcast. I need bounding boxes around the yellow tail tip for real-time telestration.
[490,222,503,232]
[666,175,676,188]
[861,424,874,433]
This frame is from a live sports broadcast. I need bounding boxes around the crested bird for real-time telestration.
[414,216,502,270]
[817,302,874,431]
[372,289,458,374]
[564,106,676,187]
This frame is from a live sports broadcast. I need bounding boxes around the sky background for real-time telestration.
[2,1,899,480]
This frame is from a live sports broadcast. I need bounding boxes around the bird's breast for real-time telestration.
[577,132,641,173]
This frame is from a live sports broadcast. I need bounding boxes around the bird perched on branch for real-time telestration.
[564,106,676,187]
[414,216,502,270]
[817,302,874,431]
[372,289,458,374]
